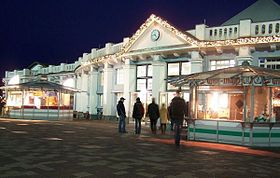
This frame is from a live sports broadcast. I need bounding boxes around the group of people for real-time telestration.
[116,90,188,146]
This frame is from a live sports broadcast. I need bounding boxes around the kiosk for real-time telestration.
[169,62,280,147]
[2,80,75,120]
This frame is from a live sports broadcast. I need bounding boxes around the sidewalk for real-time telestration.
[1,118,280,178]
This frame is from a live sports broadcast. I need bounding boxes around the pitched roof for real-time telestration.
[27,62,49,69]
[2,80,77,92]
[122,14,200,53]
[168,63,280,87]
[222,0,280,26]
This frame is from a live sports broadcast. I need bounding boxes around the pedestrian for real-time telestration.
[0,97,3,116]
[117,97,127,133]
[170,90,187,147]
[168,105,175,131]
[132,97,144,134]
[147,98,160,134]
[159,103,168,134]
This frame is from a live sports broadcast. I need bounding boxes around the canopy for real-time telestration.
[0,80,78,92]
[168,62,280,87]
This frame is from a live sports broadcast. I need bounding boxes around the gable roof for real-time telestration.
[122,14,199,53]
[168,63,280,87]
[222,0,280,26]
[27,62,49,70]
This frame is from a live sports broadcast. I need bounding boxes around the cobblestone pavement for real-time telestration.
[0,118,280,178]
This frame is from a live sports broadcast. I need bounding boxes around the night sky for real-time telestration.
[1,0,280,80]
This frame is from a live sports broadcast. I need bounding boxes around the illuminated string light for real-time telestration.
[79,14,280,70]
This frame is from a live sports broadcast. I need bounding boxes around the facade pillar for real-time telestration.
[75,74,82,111]
[191,51,203,73]
[103,62,114,117]
[89,67,98,116]
[75,70,89,113]
[152,55,166,103]
[235,46,253,65]
[123,59,136,118]
[250,85,255,123]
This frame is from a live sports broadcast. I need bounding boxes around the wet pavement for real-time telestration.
[0,118,280,178]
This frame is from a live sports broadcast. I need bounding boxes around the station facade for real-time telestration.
[3,0,280,120]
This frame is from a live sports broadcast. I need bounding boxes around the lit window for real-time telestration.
[116,68,124,85]
[167,61,190,91]
[210,59,235,70]
[137,66,146,77]
[168,63,179,76]
[136,64,152,91]
[181,62,191,75]
[137,79,146,91]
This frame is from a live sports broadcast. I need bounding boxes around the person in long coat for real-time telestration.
[132,97,144,134]
[159,103,168,134]
[170,90,187,146]
[147,98,160,134]
[117,97,127,133]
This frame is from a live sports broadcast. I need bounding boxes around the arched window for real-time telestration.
[219,29,222,36]
[276,23,279,33]
[209,30,213,36]
[229,28,232,35]
[214,29,217,36]
[261,24,266,34]
[224,28,227,36]
[269,24,273,34]
[234,27,238,34]
[255,25,259,35]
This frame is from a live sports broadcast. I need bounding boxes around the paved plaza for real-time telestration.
[0,118,280,178]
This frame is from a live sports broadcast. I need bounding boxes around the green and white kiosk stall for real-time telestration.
[169,62,280,147]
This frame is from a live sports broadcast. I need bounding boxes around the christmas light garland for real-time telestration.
[80,14,280,69]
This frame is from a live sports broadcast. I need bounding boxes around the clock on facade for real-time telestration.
[151,29,160,41]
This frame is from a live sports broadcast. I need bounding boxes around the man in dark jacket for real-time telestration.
[170,90,187,146]
[132,97,144,134]
[117,97,127,133]
[147,98,160,134]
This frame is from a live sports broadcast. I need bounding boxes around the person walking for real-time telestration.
[147,98,160,134]
[132,97,144,134]
[168,105,175,131]
[159,103,168,134]
[117,97,127,133]
[170,90,187,147]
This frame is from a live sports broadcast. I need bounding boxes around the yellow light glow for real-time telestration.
[8,75,20,85]
[210,92,228,111]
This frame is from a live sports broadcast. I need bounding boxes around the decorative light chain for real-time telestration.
[81,14,280,68]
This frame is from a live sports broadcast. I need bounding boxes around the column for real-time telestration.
[123,59,136,118]
[89,67,98,115]
[250,84,255,123]
[152,55,166,103]
[191,51,203,73]
[103,62,114,117]
[235,46,253,66]
[81,70,89,113]
[75,74,82,111]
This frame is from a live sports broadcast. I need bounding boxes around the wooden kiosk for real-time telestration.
[169,62,280,147]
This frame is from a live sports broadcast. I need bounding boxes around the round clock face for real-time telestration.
[151,29,160,41]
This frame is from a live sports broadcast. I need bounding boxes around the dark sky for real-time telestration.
[1,0,279,79]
